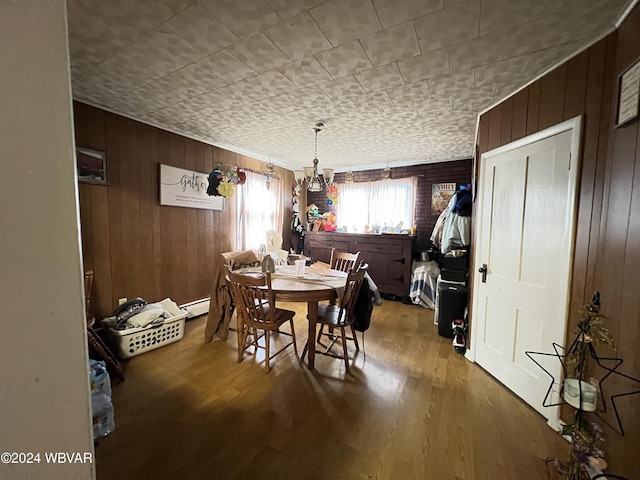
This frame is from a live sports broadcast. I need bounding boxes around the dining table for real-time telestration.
[236,264,347,369]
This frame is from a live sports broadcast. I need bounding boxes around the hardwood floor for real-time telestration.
[95,300,569,480]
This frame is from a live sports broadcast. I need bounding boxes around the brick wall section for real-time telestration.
[306,158,472,252]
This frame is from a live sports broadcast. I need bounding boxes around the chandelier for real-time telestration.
[294,122,333,193]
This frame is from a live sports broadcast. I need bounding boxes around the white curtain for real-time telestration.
[235,170,283,251]
[336,176,417,233]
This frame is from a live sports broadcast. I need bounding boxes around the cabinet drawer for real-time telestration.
[329,241,349,251]
[309,240,349,251]
[305,238,349,264]
[359,251,406,273]
[355,241,402,254]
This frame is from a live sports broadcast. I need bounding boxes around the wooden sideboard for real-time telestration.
[304,231,416,298]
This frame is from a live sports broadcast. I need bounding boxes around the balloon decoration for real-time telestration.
[324,212,337,231]
[206,166,246,197]
[326,183,339,205]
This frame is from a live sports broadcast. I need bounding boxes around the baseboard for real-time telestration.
[180,297,210,318]
[464,348,475,362]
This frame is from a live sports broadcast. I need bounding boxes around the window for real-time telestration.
[235,170,283,251]
[336,176,417,232]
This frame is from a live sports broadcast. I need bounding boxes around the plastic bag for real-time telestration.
[89,359,114,439]
[89,359,111,397]
[91,393,115,439]
[113,297,147,322]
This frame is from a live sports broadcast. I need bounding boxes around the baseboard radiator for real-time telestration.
[180,297,210,319]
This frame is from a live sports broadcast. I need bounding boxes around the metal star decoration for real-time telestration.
[525,292,640,436]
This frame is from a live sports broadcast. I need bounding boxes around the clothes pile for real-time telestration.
[431,184,472,255]
[102,297,183,331]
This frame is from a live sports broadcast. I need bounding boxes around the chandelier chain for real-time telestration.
[313,124,321,159]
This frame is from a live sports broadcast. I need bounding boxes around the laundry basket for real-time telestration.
[102,300,187,359]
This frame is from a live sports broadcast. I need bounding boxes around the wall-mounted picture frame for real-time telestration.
[615,55,640,128]
[159,164,224,211]
[431,182,456,215]
[76,147,107,185]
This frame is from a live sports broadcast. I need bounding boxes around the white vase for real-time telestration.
[563,378,597,411]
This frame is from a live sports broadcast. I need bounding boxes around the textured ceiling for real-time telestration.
[68,0,629,171]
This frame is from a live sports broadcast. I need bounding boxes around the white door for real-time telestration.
[472,118,581,427]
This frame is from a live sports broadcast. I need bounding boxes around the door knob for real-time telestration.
[479,264,488,283]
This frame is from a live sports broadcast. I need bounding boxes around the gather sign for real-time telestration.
[159,164,224,211]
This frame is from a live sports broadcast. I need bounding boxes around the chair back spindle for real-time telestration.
[338,268,366,325]
[84,270,94,316]
[329,249,360,273]
[227,269,275,327]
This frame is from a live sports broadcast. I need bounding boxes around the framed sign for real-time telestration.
[160,164,224,211]
[431,182,456,215]
[76,148,107,185]
[616,56,640,128]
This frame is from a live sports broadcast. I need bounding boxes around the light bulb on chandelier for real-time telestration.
[345,169,354,183]
[293,169,305,193]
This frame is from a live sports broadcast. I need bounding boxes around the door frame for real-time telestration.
[467,115,583,430]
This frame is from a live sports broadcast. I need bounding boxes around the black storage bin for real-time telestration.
[441,255,469,271]
[435,278,468,338]
[440,268,467,283]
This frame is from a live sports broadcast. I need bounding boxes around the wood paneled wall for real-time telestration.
[74,102,293,320]
[478,35,617,325]
[477,5,640,476]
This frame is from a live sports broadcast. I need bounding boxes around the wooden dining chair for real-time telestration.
[221,250,261,333]
[302,265,367,373]
[329,248,360,273]
[227,269,298,373]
